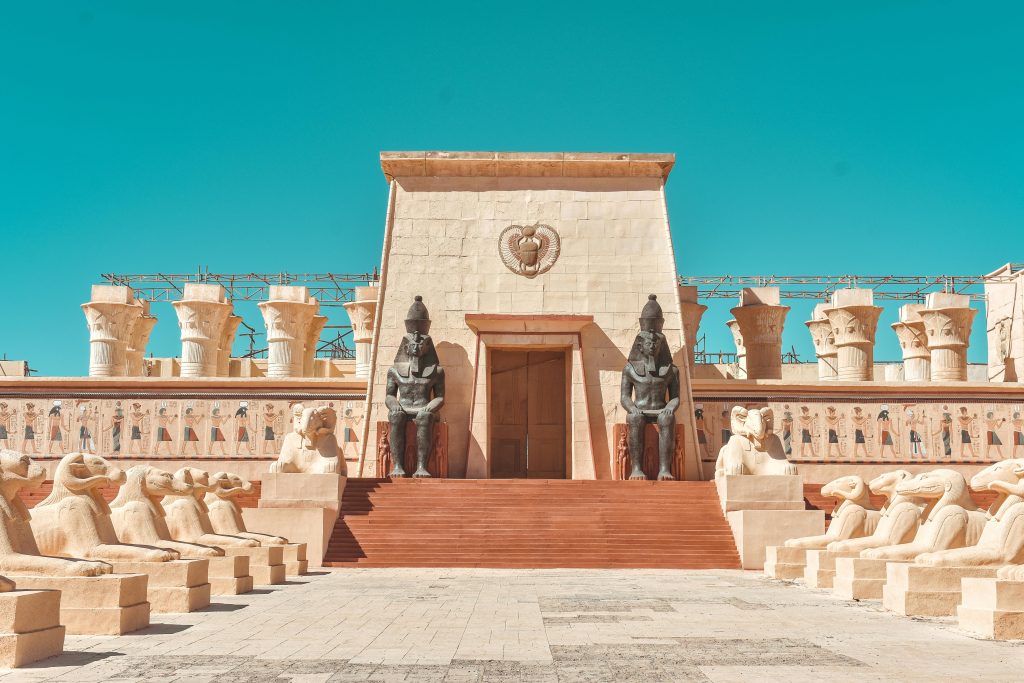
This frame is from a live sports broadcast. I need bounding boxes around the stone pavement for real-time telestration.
[2,568,1022,682]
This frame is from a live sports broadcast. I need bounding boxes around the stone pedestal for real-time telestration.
[245,472,346,568]
[0,589,65,668]
[726,510,825,570]
[206,555,253,596]
[805,304,838,381]
[833,557,899,601]
[882,563,998,617]
[678,286,707,375]
[259,285,319,378]
[921,292,977,382]
[344,285,379,380]
[803,549,859,588]
[223,546,285,585]
[730,288,788,380]
[281,544,308,576]
[715,475,806,513]
[892,304,930,381]
[764,546,808,580]
[82,285,145,377]
[958,578,1024,640]
[173,284,232,378]
[110,559,210,613]
[823,289,882,382]
[10,574,149,635]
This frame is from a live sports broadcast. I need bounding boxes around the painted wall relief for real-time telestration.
[694,399,1024,465]
[0,396,365,460]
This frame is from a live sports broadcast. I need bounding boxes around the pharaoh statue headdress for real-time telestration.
[393,295,440,377]
[628,294,674,375]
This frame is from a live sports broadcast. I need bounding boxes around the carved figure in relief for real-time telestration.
[76,403,97,453]
[826,470,923,554]
[161,467,260,548]
[914,460,1024,568]
[0,404,14,449]
[127,403,149,455]
[957,407,979,459]
[180,406,204,456]
[109,465,225,558]
[933,406,953,457]
[271,403,342,474]
[824,406,844,458]
[205,472,287,545]
[796,406,818,458]
[386,296,446,478]
[783,475,879,549]
[45,402,68,455]
[620,295,679,481]
[209,407,228,456]
[0,449,112,576]
[861,469,986,561]
[30,452,178,563]
[341,405,362,461]
[719,409,731,448]
[715,406,798,477]
[694,408,711,461]
[984,411,1007,460]
[22,403,38,454]
[154,406,177,456]
[1012,411,1024,459]
[107,401,124,453]
[905,407,927,458]
[233,402,253,456]
[780,405,793,456]
[876,405,900,458]
[260,404,281,455]
[850,407,872,459]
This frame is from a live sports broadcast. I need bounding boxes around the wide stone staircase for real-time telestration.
[324,478,740,569]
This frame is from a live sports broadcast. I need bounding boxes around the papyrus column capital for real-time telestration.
[81,285,145,377]
[173,284,232,378]
[258,285,319,378]
[921,292,977,382]
[891,303,930,381]
[678,285,707,376]
[729,288,788,380]
[805,303,838,381]
[822,289,882,382]
[343,285,379,379]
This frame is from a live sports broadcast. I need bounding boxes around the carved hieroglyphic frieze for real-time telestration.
[498,224,560,278]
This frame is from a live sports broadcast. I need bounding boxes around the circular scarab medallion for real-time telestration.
[497,224,560,278]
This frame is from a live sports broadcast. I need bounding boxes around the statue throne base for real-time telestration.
[611,423,685,480]
[376,421,449,478]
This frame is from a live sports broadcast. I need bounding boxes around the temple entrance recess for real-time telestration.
[489,349,568,479]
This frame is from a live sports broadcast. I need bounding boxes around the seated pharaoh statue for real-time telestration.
[783,475,880,549]
[386,295,445,478]
[619,294,679,481]
[861,469,986,561]
[914,459,1024,568]
[0,448,111,576]
[270,403,343,475]
[30,452,178,563]
[161,467,260,549]
[109,465,225,559]
[205,472,286,545]
[715,406,798,477]
[827,470,923,554]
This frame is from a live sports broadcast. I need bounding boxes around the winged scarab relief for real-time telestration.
[498,224,560,278]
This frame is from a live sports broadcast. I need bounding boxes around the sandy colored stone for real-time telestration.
[9,574,150,635]
[882,563,998,616]
[726,509,824,570]
[715,474,805,513]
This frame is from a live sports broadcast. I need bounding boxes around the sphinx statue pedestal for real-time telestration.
[242,473,344,571]
[0,583,65,667]
[958,578,1024,640]
[109,559,210,613]
[207,555,253,595]
[716,475,824,570]
[10,574,149,635]
[802,549,861,588]
[883,563,999,617]
[833,557,901,600]
[222,546,285,586]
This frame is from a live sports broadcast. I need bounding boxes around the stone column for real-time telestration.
[172,284,232,378]
[805,303,838,380]
[726,319,747,379]
[730,288,788,380]
[125,300,157,377]
[891,304,930,382]
[303,310,329,377]
[822,289,883,381]
[920,292,977,382]
[217,315,243,377]
[343,285,379,379]
[258,285,319,378]
[81,285,144,377]
[677,285,707,375]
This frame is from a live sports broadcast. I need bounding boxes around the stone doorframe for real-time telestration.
[464,314,596,479]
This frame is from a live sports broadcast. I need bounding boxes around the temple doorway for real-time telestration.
[489,349,568,478]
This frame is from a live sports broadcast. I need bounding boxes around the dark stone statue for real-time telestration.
[385,296,446,478]
[620,294,680,480]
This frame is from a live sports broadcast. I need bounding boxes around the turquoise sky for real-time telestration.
[2,1,1021,376]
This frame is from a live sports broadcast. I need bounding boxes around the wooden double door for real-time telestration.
[489,349,568,479]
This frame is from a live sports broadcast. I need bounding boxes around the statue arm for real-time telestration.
[424,369,445,413]
[384,370,402,412]
[620,370,639,416]
[662,367,680,415]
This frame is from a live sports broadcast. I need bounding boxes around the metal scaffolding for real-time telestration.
[100,269,380,307]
